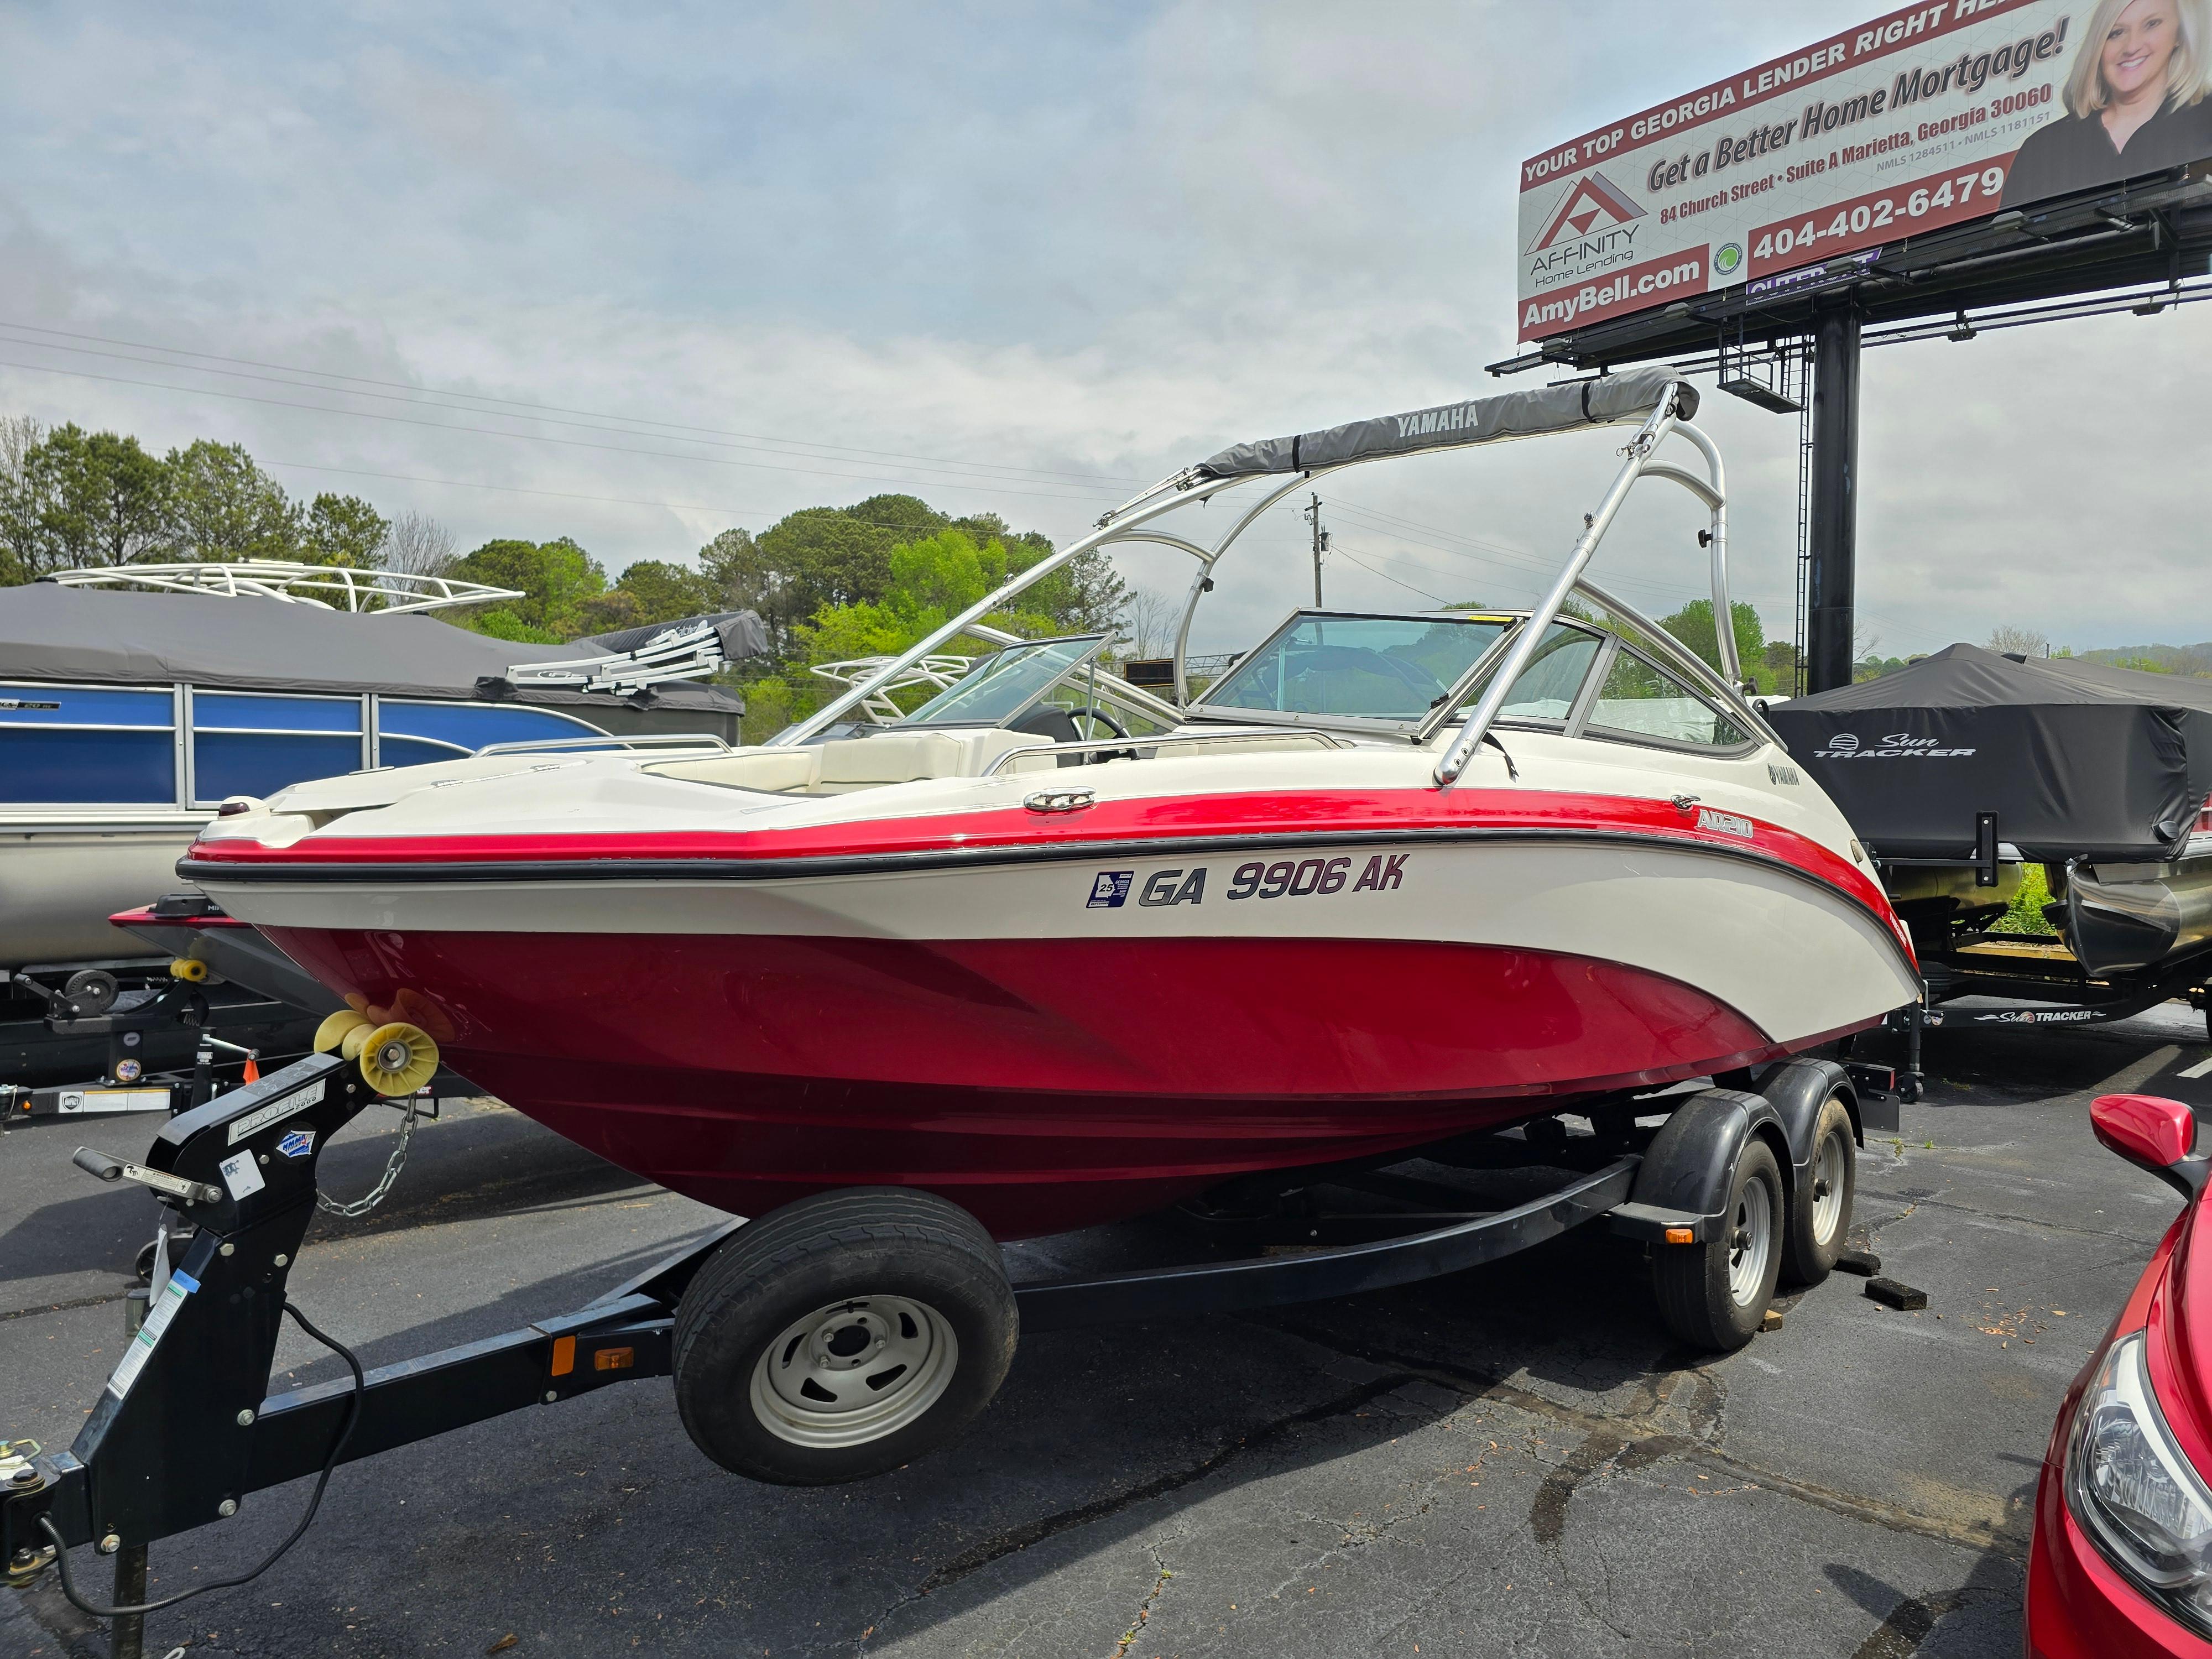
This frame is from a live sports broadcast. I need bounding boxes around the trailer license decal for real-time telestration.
[227,1078,326,1145]
[1696,808,1754,839]
[1087,871,1133,909]
[105,1269,200,1400]
[217,1150,265,1201]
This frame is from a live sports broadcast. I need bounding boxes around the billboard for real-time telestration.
[1517,0,2212,340]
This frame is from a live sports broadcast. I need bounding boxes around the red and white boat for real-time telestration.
[180,369,1919,1239]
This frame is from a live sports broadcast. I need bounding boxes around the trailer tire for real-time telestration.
[1651,1139,1783,1352]
[1780,1093,1856,1288]
[671,1188,1016,1485]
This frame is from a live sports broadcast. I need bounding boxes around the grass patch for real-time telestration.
[2001,862,2058,935]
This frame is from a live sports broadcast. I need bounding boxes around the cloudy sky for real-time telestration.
[1,1,2204,658]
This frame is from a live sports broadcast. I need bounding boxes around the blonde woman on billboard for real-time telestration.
[2002,0,2212,205]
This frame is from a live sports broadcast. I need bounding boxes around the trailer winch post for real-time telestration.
[1,1055,374,1594]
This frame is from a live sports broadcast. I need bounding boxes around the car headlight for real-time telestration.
[2067,1330,2212,1635]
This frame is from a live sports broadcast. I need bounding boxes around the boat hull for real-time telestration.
[264,924,1846,1237]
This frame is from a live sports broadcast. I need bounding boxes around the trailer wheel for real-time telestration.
[671,1188,1016,1485]
[1780,1093,1856,1288]
[1651,1139,1782,1351]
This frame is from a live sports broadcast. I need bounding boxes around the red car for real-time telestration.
[2029,1093,2212,1656]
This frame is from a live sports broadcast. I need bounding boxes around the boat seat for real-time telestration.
[814,728,1042,791]
[654,730,1051,795]
[649,750,822,793]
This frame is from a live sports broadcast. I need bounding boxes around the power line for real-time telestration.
[0,357,1121,507]
[0,320,1150,488]
[1326,544,1453,604]
[258,459,1110,543]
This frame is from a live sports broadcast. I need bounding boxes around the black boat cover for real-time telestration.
[1766,644,2212,863]
[0,583,754,722]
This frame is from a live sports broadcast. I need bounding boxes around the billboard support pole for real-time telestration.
[1806,299,1860,693]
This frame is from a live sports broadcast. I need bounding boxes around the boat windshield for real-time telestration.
[895,635,1111,727]
[1197,614,1507,722]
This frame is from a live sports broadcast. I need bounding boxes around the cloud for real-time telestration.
[0,0,2204,657]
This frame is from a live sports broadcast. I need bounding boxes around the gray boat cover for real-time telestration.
[575,609,769,660]
[1,582,754,719]
[1194,367,1698,481]
[1766,644,2212,863]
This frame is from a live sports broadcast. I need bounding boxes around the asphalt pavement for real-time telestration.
[7,1004,2210,1658]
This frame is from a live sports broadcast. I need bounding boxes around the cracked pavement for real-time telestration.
[6,1003,2210,1657]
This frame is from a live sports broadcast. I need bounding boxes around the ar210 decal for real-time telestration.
[1086,854,1408,910]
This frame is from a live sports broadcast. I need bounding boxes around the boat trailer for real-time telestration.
[4,1048,1867,1655]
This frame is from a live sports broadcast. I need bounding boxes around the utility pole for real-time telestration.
[1806,297,1861,692]
[1304,493,1329,606]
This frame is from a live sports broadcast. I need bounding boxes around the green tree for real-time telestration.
[1660,598,1765,684]
[166,440,299,561]
[298,493,389,568]
[700,495,1120,673]
[1,424,174,572]
[447,536,607,639]
[792,528,1060,680]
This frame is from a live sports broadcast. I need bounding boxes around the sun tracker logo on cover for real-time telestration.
[1828,732,1861,753]
[1529,172,1645,252]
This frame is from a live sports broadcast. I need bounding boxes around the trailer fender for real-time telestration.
[1759,1057,1861,1168]
[1611,1088,1786,1244]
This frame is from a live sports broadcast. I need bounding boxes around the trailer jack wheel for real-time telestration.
[1651,1140,1783,1351]
[671,1188,1016,1485]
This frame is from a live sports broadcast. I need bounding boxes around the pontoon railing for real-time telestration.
[43,561,526,617]
[504,618,738,697]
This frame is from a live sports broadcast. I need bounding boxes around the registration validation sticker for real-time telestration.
[1087,872,1133,909]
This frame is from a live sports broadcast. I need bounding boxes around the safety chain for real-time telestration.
[315,1102,418,1218]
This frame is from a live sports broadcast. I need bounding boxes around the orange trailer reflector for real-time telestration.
[1664,1227,1694,1244]
[550,1335,576,1376]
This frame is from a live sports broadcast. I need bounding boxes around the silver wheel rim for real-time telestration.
[1727,1173,1775,1307]
[1810,1120,1848,1247]
[749,1295,958,1449]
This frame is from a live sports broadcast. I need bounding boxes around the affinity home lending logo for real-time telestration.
[1530,171,1645,253]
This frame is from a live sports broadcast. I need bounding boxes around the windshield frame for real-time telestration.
[889,632,1183,733]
